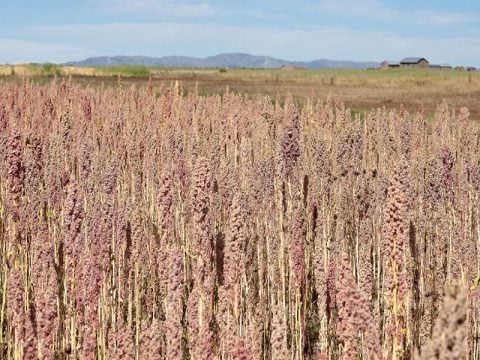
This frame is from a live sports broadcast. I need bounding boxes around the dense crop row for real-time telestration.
[0,79,478,359]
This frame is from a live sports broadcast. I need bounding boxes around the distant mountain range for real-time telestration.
[64,53,379,69]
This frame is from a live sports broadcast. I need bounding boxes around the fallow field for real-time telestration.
[1,64,480,119]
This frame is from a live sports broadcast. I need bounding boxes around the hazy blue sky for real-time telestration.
[1,0,479,65]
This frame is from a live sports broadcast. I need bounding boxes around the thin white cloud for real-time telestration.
[0,38,88,64]
[313,0,394,19]
[415,12,474,26]
[311,0,476,26]
[90,0,218,18]
[24,23,480,65]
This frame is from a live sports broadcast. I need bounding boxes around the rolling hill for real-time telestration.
[65,53,378,69]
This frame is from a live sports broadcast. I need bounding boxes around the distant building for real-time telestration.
[400,57,429,68]
[379,61,388,68]
[380,61,400,69]
[381,57,464,70]
[281,64,305,71]
[430,63,453,70]
[467,66,477,72]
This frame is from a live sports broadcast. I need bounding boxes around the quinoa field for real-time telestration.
[0,78,479,359]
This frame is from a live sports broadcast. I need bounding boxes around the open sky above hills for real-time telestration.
[1,0,479,66]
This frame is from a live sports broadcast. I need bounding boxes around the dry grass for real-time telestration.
[2,64,478,119]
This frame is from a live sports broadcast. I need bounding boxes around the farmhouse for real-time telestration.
[380,61,400,69]
[400,57,429,68]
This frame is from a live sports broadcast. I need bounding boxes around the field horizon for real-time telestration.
[2,64,479,121]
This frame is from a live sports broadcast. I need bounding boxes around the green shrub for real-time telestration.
[42,63,61,75]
